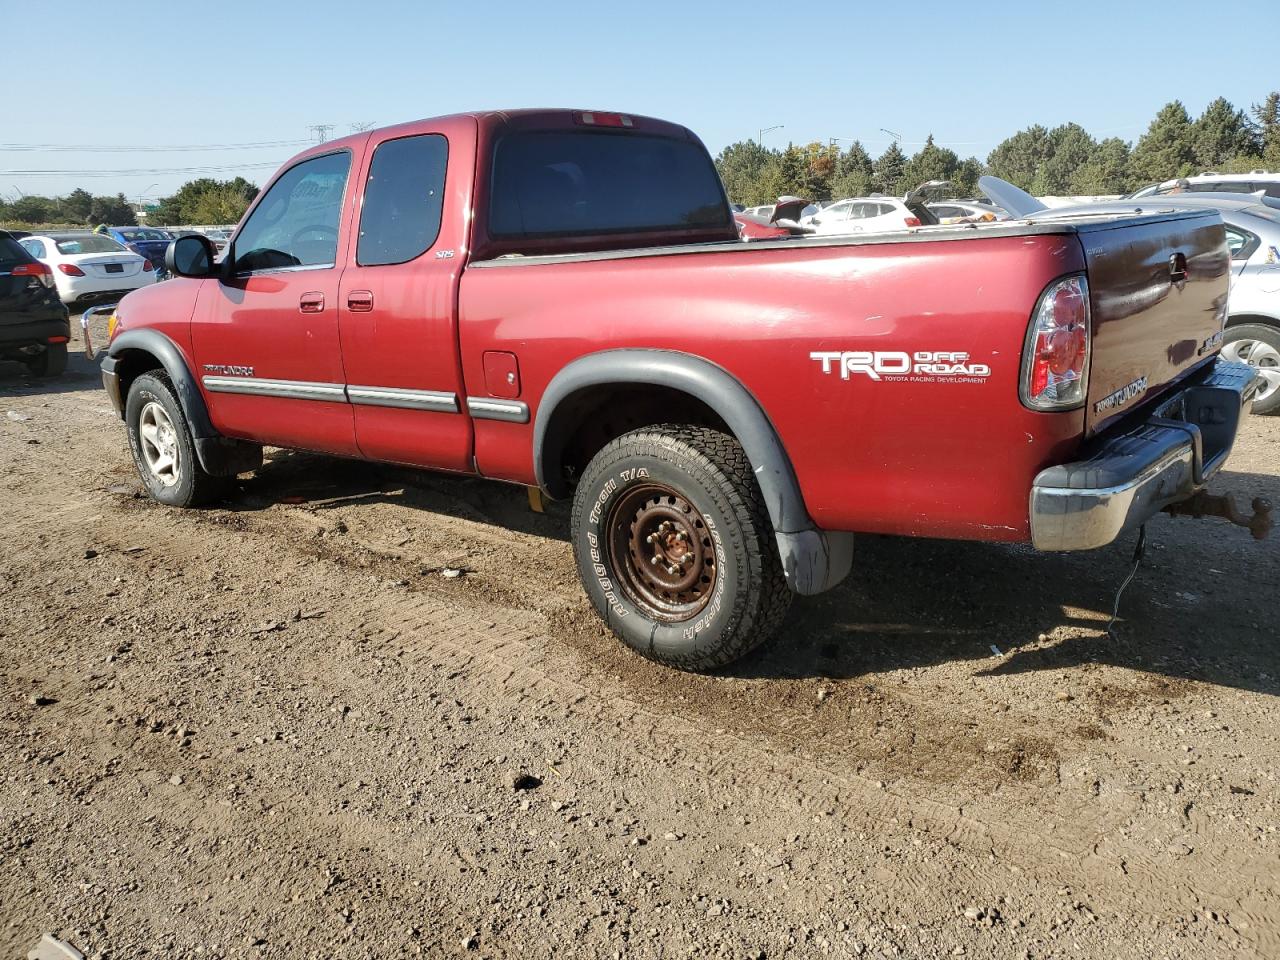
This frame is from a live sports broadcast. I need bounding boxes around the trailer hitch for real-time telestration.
[1164,490,1273,540]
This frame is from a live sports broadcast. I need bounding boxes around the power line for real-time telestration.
[307,124,335,143]
[0,161,284,178]
[0,139,312,153]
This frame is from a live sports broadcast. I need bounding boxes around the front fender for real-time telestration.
[534,349,853,595]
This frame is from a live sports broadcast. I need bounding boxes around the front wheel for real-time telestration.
[571,425,791,671]
[125,372,229,507]
[1222,323,1280,415]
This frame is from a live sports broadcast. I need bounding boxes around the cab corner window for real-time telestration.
[234,151,351,274]
[357,134,448,266]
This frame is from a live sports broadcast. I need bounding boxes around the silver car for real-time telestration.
[980,180,1280,414]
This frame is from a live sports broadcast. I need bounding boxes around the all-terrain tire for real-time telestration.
[125,372,229,507]
[25,342,67,378]
[571,425,791,671]
[1223,323,1280,416]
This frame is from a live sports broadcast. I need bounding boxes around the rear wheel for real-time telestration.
[24,342,67,378]
[125,372,229,507]
[571,425,791,671]
[1222,323,1280,416]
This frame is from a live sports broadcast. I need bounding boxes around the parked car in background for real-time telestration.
[1128,171,1280,200]
[928,200,1009,224]
[734,196,809,240]
[741,204,774,219]
[981,181,1280,414]
[203,229,232,252]
[0,229,70,376]
[805,194,939,235]
[108,227,174,280]
[18,232,157,308]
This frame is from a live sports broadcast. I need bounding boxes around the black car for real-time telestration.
[0,229,71,377]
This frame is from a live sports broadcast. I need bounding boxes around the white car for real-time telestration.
[803,197,932,235]
[18,232,157,307]
[927,200,1009,224]
[1128,171,1280,201]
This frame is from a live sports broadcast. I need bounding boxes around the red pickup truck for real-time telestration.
[96,109,1264,670]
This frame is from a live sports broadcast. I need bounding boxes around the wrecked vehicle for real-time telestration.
[91,109,1268,671]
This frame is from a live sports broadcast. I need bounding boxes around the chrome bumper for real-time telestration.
[1030,359,1261,551]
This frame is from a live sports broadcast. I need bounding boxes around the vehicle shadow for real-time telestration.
[227,447,571,543]
[0,350,103,398]
[218,448,1278,698]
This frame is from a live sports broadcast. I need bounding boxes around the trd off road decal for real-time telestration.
[810,350,991,383]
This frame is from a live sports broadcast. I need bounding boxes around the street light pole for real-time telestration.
[758,124,783,145]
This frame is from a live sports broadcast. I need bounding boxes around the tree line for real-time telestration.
[717,92,1280,206]
[0,177,259,229]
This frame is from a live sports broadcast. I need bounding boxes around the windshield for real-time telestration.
[118,228,171,241]
[54,235,127,255]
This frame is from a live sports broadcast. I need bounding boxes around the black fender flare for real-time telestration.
[105,329,259,476]
[533,349,853,595]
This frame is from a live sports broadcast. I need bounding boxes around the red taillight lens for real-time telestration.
[903,216,922,227]
[575,111,633,128]
[57,263,86,277]
[1021,275,1090,411]
[12,261,54,288]
[142,259,154,272]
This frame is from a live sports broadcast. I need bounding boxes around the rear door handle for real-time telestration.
[347,290,374,312]
[299,291,325,314]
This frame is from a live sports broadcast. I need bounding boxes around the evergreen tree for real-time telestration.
[1071,137,1131,195]
[60,188,94,224]
[902,135,960,189]
[986,125,1051,190]
[1192,97,1255,170]
[872,142,906,196]
[715,141,777,205]
[951,157,984,196]
[1129,101,1196,184]
[1251,92,1280,166]
[1032,123,1096,195]
[829,141,873,199]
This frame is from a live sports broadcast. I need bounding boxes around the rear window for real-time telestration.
[54,235,125,254]
[489,130,730,238]
[118,229,171,241]
[0,234,31,269]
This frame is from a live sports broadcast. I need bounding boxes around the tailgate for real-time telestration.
[1077,211,1230,436]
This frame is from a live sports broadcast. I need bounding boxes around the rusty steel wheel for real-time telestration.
[607,483,717,622]
[571,425,791,671]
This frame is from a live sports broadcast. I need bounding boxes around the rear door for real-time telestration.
[191,148,361,455]
[337,123,475,471]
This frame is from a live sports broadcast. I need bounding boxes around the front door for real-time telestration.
[337,127,473,471]
[191,149,361,456]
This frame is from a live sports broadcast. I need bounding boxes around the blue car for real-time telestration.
[106,227,173,278]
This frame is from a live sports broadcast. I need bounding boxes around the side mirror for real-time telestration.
[166,234,218,278]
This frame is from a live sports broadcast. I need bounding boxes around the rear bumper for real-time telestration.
[1030,359,1261,551]
[0,315,70,349]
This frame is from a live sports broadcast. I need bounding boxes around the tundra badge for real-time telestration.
[1094,376,1147,414]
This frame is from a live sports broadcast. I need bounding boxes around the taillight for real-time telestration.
[1021,274,1090,411]
[142,259,154,272]
[57,263,86,277]
[903,216,921,227]
[574,111,633,128]
[12,262,55,288]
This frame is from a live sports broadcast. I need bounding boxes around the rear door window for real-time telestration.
[489,130,730,237]
[20,238,47,259]
[54,236,125,255]
[357,134,448,266]
[235,151,352,273]
[0,234,31,269]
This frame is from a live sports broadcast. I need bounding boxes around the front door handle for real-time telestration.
[299,291,325,314]
[347,290,374,312]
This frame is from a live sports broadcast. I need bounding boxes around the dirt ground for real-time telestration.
[1,315,1278,960]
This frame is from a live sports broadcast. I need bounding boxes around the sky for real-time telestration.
[3,0,1275,202]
